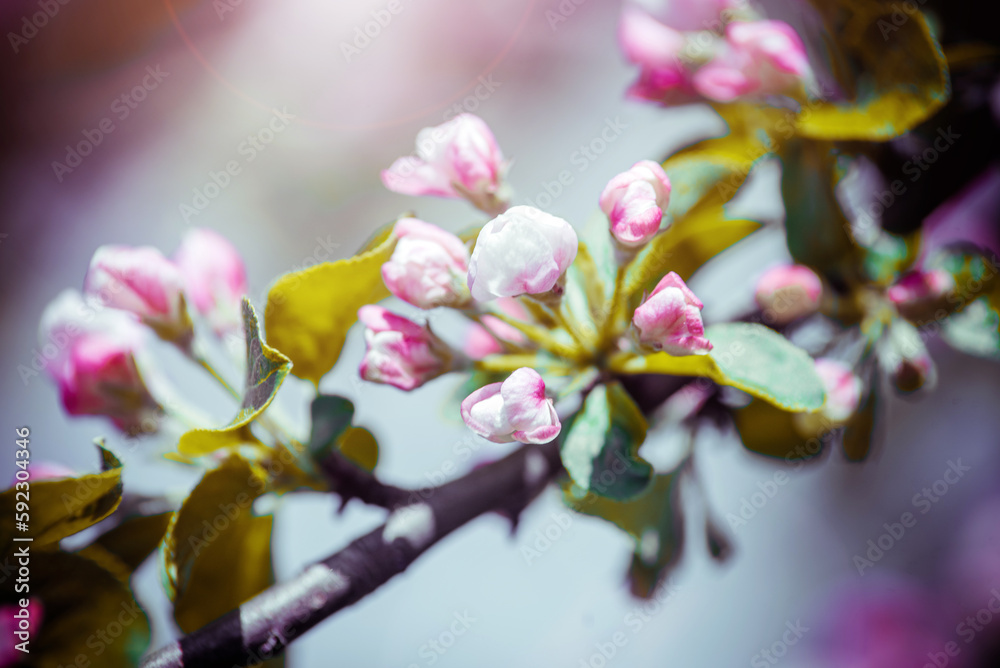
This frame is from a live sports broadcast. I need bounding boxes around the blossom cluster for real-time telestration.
[372,114,713,443]
[38,229,248,432]
[618,0,812,104]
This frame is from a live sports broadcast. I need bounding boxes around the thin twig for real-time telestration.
[140,440,563,668]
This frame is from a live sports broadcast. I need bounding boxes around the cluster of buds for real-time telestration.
[39,228,249,434]
[619,0,812,104]
[364,116,713,444]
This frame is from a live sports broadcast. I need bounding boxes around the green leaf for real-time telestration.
[0,445,122,551]
[779,139,858,275]
[943,298,1000,360]
[797,1,949,141]
[560,383,653,501]
[15,550,151,668]
[625,204,760,296]
[265,223,397,386]
[307,394,356,460]
[307,394,380,472]
[178,299,292,457]
[612,323,826,412]
[164,455,273,633]
[564,472,683,598]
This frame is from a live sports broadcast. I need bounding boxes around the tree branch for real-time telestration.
[140,440,563,668]
[317,449,416,511]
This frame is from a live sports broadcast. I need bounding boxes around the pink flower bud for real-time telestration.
[467,206,578,302]
[648,0,740,32]
[619,8,692,102]
[358,305,452,391]
[382,114,510,215]
[462,299,529,359]
[887,269,955,308]
[814,358,862,423]
[381,218,471,309]
[880,322,936,395]
[754,264,823,325]
[601,160,672,247]
[632,272,712,355]
[40,290,160,433]
[460,368,561,444]
[692,20,810,102]
[84,245,191,343]
[0,600,42,667]
[173,228,248,335]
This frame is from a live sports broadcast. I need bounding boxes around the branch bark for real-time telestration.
[318,449,416,510]
[141,440,563,668]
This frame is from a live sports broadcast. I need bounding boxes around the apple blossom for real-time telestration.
[887,269,955,309]
[632,272,712,355]
[358,305,453,391]
[39,290,160,433]
[382,218,472,309]
[460,367,560,444]
[173,228,248,335]
[84,244,191,344]
[618,7,693,102]
[693,21,811,102]
[381,114,510,215]
[467,206,578,302]
[463,298,529,359]
[600,160,673,248]
[755,264,823,324]
[814,358,863,423]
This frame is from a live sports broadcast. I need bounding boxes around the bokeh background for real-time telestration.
[2,0,1000,666]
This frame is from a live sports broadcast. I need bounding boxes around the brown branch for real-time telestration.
[140,440,563,668]
[317,449,417,510]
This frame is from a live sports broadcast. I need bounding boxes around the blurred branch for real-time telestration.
[318,449,415,510]
[140,440,563,668]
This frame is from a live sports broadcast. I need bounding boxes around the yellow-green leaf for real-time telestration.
[17,550,151,668]
[612,323,825,412]
[338,426,379,472]
[797,1,949,140]
[178,299,291,457]
[732,400,825,461]
[0,446,122,551]
[164,455,273,633]
[625,205,760,297]
[265,224,397,385]
[85,512,173,574]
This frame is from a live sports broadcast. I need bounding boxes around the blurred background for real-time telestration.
[1,0,1000,666]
